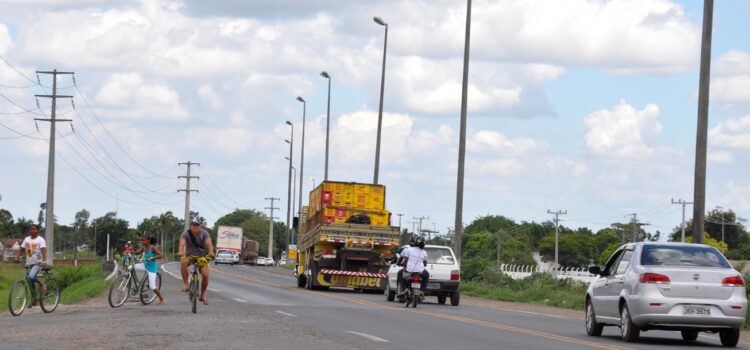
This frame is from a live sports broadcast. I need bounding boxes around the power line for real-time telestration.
[0,54,40,85]
[73,84,174,179]
[198,167,250,209]
[0,121,48,140]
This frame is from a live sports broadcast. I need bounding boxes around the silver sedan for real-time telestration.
[585,242,746,347]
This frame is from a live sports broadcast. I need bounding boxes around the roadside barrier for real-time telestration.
[498,264,596,283]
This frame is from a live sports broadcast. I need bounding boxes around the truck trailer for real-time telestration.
[296,181,400,292]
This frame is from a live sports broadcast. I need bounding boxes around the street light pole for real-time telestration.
[296,97,306,239]
[290,165,296,244]
[717,206,725,245]
[320,72,332,181]
[285,121,294,250]
[453,0,472,264]
[373,16,388,185]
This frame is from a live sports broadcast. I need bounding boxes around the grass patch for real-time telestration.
[459,267,587,310]
[60,277,109,304]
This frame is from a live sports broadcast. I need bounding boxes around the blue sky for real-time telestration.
[1,0,750,240]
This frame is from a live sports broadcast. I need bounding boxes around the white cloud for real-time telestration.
[544,156,587,175]
[473,158,524,176]
[712,76,750,103]
[709,115,750,149]
[715,50,750,75]
[468,130,544,153]
[184,127,253,156]
[94,73,188,120]
[198,84,221,110]
[708,151,734,164]
[391,0,699,73]
[584,100,663,157]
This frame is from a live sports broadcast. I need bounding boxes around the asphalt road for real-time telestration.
[0,263,746,350]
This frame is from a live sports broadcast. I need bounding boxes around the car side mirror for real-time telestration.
[588,266,602,275]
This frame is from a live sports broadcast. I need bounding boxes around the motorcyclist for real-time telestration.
[398,235,429,294]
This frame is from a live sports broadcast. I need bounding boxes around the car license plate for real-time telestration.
[683,305,711,316]
[411,283,421,289]
[426,283,440,290]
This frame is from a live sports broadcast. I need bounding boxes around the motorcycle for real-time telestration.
[402,272,424,308]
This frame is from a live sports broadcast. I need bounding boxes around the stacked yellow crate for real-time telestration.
[306,181,391,228]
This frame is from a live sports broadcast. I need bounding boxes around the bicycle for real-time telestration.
[8,263,61,316]
[186,255,213,314]
[108,257,162,308]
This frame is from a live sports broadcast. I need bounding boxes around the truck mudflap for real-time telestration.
[313,268,387,289]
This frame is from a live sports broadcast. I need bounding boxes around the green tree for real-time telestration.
[92,212,130,257]
[71,209,90,261]
[0,208,15,238]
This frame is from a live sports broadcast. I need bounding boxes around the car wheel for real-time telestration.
[720,328,740,347]
[620,304,640,342]
[450,291,460,306]
[297,274,307,289]
[680,330,698,341]
[437,295,447,305]
[386,283,396,302]
[585,299,604,337]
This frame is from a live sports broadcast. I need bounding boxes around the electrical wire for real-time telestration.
[73,85,174,179]
[0,54,40,85]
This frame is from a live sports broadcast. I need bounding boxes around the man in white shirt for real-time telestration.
[14,224,48,305]
[399,236,429,293]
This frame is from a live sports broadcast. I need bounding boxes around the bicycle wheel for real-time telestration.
[108,275,130,308]
[40,279,61,313]
[139,273,162,305]
[190,278,198,314]
[8,280,28,316]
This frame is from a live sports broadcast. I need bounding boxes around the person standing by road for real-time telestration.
[13,224,47,306]
[178,222,214,305]
[132,234,165,304]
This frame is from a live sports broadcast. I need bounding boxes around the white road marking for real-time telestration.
[161,264,221,292]
[345,331,389,343]
[233,298,248,303]
[208,288,221,292]
[275,310,298,317]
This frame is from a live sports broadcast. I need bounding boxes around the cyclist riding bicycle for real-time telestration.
[13,224,47,306]
[131,234,165,304]
[121,241,134,267]
[178,221,214,305]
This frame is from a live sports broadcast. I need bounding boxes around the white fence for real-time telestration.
[499,264,597,284]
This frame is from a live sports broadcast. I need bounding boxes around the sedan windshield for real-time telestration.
[641,245,731,268]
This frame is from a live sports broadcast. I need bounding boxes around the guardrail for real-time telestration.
[499,264,597,284]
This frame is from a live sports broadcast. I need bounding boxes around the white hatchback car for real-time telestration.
[256,257,267,266]
[586,242,746,347]
[386,245,461,306]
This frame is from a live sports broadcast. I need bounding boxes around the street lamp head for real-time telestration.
[320,71,330,79]
[296,96,305,103]
[373,16,387,26]
[285,156,290,160]
[285,140,291,144]
[286,120,292,126]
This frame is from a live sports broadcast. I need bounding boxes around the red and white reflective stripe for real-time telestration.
[320,269,386,278]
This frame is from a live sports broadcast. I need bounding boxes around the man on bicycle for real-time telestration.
[178,221,214,305]
[13,224,47,305]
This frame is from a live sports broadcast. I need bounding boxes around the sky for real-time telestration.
[1,0,749,239]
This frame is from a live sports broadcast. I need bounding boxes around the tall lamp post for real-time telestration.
[373,16,388,184]
[320,71,331,181]
[284,121,294,249]
[453,0,472,263]
[296,96,306,238]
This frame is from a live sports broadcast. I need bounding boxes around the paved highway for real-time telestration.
[0,263,745,349]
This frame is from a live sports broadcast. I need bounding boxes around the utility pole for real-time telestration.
[396,213,403,230]
[692,0,714,244]
[413,216,429,237]
[627,213,650,243]
[453,0,472,265]
[547,209,567,275]
[671,199,693,242]
[284,121,294,249]
[178,162,200,232]
[35,69,74,266]
[265,197,280,260]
